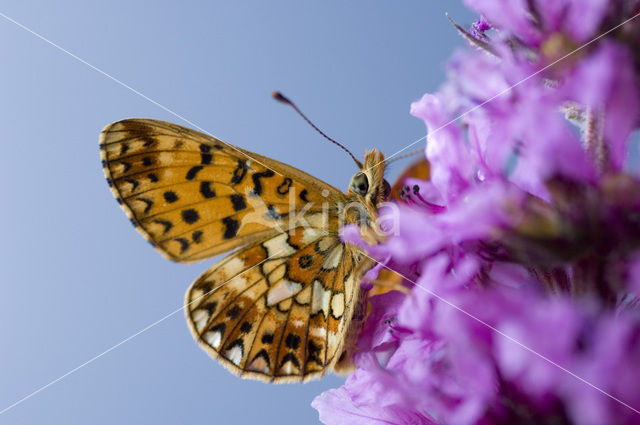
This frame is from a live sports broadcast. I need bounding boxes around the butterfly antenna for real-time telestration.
[272,91,363,169]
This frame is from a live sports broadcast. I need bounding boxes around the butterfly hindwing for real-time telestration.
[100,119,344,262]
[185,221,364,382]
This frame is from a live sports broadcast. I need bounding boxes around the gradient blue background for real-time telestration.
[0,2,475,424]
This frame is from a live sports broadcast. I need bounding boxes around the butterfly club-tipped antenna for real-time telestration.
[272,91,363,169]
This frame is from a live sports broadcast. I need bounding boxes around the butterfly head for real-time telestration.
[348,149,391,206]
[342,149,391,244]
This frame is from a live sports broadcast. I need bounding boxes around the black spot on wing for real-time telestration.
[200,181,216,198]
[227,305,242,319]
[298,255,313,269]
[277,177,292,195]
[240,321,252,333]
[163,191,179,203]
[147,173,159,183]
[230,194,247,211]
[201,301,217,315]
[307,340,323,366]
[279,352,301,369]
[175,237,190,253]
[125,179,139,192]
[137,197,154,214]
[153,219,173,235]
[221,216,239,239]
[285,333,301,349]
[201,153,213,165]
[299,189,309,203]
[230,160,248,184]
[250,169,275,196]
[186,166,203,181]
[142,136,156,148]
[142,156,153,166]
[261,333,274,344]
[121,161,132,173]
[198,282,212,295]
[181,209,200,224]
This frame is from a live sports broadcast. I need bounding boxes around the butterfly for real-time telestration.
[100,117,391,382]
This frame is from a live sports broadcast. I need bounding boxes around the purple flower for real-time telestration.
[316,282,640,424]
[628,252,640,298]
[312,364,438,425]
[318,2,640,424]
[470,15,491,40]
[410,92,473,203]
[464,0,610,45]
[566,41,640,172]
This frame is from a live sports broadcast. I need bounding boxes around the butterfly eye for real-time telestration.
[350,172,369,196]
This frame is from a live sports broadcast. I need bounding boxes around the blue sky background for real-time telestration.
[0,2,475,424]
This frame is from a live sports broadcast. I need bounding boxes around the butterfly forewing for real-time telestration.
[100,119,342,262]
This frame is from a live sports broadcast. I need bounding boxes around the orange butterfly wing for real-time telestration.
[100,119,343,262]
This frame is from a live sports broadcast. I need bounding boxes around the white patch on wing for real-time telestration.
[310,326,327,338]
[322,244,343,269]
[262,259,285,275]
[281,361,294,375]
[192,309,210,332]
[267,280,303,305]
[158,152,174,164]
[294,285,312,305]
[204,330,222,348]
[292,319,306,328]
[248,356,269,373]
[266,263,286,285]
[305,213,326,229]
[263,233,297,256]
[331,293,345,319]
[317,236,335,253]
[302,228,321,244]
[190,288,204,302]
[226,345,243,365]
[311,280,331,317]
[221,256,246,278]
